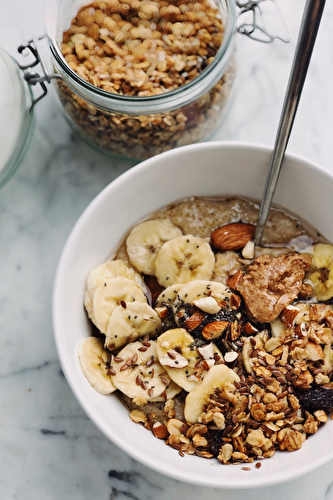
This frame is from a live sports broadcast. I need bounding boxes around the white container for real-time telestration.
[53,142,333,489]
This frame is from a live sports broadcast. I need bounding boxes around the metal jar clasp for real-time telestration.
[17,35,62,109]
[236,0,290,43]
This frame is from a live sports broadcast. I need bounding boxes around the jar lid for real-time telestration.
[0,47,28,184]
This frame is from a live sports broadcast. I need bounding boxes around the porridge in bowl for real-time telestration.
[78,196,333,465]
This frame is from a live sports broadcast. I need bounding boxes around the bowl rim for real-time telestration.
[52,141,333,488]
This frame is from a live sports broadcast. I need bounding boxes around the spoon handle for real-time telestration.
[254,0,326,245]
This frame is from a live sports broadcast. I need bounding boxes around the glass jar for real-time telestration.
[45,0,237,160]
[0,47,35,188]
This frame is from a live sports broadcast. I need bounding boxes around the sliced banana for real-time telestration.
[156,328,222,392]
[154,234,215,287]
[105,301,162,351]
[172,280,233,326]
[184,364,240,424]
[155,284,185,330]
[126,219,182,275]
[91,276,147,333]
[155,284,186,307]
[150,380,183,402]
[84,259,146,318]
[110,340,173,401]
[308,243,333,301]
[78,336,116,395]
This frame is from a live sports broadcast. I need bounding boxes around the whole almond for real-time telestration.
[211,223,255,251]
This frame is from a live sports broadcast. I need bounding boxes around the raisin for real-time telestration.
[207,429,224,457]
[298,387,333,412]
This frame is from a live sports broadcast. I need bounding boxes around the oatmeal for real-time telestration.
[78,197,333,465]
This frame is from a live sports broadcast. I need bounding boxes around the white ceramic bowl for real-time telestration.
[53,142,333,488]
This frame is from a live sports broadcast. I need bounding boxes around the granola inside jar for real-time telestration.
[45,0,237,160]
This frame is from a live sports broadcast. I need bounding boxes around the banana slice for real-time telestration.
[91,276,147,333]
[78,336,116,395]
[155,284,186,307]
[110,340,173,402]
[154,235,215,287]
[156,328,223,392]
[184,364,240,424]
[172,280,233,326]
[84,259,146,318]
[126,219,182,275]
[155,284,185,330]
[150,380,183,402]
[308,243,333,301]
[105,302,162,351]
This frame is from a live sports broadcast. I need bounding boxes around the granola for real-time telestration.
[57,0,235,159]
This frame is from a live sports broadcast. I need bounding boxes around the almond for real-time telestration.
[230,293,241,310]
[224,351,238,364]
[280,306,299,327]
[152,422,169,439]
[230,320,241,341]
[202,320,230,340]
[184,310,205,331]
[155,306,168,318]
[243,322,259,335]
[227,270,243,289]
[167,418,188,436]
[211,223,255,251]
[193,296,221,314]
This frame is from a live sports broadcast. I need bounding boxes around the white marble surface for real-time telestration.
[1,0,333,498]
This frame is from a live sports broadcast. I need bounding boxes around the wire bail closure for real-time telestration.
[237,0,290,43]
[17,35,62,110]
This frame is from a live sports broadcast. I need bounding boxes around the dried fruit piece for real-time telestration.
[298,387,333,412]
[211,223,255,251]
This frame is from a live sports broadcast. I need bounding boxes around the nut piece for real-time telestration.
[152,422,169,439]
[211,223,256,251]
[193,296,221,314]
[224,351,238,364]
[167,418,188,436]
[159,349,189,368]
[202,321,230,340]
[242,240,255,259]
[129,409,148,424]
[218,443,233,463]
[184,311,205,331]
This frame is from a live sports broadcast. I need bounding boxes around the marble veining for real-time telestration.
[1,0,333,498]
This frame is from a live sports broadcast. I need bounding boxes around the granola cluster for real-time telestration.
[57,0,235,159]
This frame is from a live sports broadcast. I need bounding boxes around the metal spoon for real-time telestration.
[254,0,326,245]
